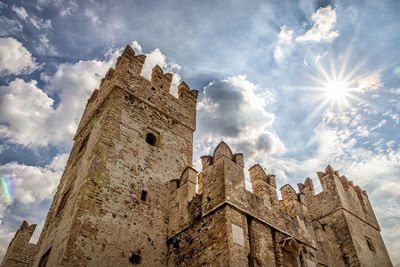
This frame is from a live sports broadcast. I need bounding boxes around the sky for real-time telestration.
[0,0,399,264]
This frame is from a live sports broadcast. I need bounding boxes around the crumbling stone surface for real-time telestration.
[1,45,393,267]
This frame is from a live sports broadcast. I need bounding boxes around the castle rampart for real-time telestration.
[1,45,392,267]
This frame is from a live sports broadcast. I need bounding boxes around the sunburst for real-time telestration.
[300,54,368,120]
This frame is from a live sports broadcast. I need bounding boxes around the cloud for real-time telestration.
[12,6,28,20]
[0,17,22,36]
[131,41,142,54]
[273,26,294,63]
[356,71,383,92]
[47,153,69,171]
[12,5,52,30]
[277,25,293,44]
[0,79,54,146]
[59,2,78,17]
[296,5,339,43]
[29,16,52,30]
[0,37,38,76]
[390,87,400,95]
[36,34,57,55]
[194,75,285,170]
[0,48,120,147]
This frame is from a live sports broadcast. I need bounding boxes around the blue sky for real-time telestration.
[0,0,399,264]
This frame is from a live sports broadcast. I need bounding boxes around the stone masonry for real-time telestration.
[1,45,393,266]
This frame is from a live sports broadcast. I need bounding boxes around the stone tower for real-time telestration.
[0,221,36,266]
[29,45,198,266]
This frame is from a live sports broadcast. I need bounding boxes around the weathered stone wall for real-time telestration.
[29,45,198,266]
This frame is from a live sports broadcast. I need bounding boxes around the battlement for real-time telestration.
[74,45,198,140]
[298,165,380,230]
[167,141,390,264]
[169,142,316,247]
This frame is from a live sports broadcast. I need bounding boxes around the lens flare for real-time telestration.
[394,66,400,77]
[1,177,11,201]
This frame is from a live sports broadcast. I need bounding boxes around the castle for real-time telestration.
[1,45,393,267]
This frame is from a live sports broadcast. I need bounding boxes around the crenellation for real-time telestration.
[151,65,173,92]
[200,155,212,169]
[2,45,392,267]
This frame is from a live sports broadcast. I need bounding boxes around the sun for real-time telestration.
[324,79,349,101]
[299,55,367,119]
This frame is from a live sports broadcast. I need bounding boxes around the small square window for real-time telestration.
[141,190,147,201]
[146,133,157,146]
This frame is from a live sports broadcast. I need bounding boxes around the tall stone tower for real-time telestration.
[30,45,198,266]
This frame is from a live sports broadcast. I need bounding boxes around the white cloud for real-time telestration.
[29,16,52,30]
[0,48,120,147]
[0,37,38,76]
[48,153,69,171]
[36,34,57,55]
[0,162,61,206]
[194,75,285,171]
[12,5,52,30]
[12,6,28,20]
[131,41,142,54]
[390,87,400,95]
[273,26,294,63]
[277,25,293,44]
[59,2,78,17]
[0,79,54,146]
[356,71,383,92]
[296,5,339,42]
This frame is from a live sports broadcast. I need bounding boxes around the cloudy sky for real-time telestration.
[0,0,399,264]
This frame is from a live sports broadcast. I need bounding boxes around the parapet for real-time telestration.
[151,64,173,92]
[249,164,276,188]
[74,44,199,140]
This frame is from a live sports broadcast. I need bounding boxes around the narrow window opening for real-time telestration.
[146,133,157,146]
[38,247,52,267]
[160,84,163,88]
[125,95,134,104]
[129,253,141,264]
[366,237,375,253]
[141,190,147,201]
[56,188,71,216]
[151,87,155,91]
